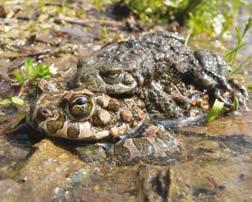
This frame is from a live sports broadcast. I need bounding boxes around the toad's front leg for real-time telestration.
[184,50,248,110]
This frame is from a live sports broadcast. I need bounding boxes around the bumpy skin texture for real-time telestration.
[28,78,145,141]
[28,78,183,164]
[73,31,248,119]
[78,125,183,165]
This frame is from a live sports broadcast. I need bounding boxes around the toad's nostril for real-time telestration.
[37,108,52,121]
[41,108,50,115]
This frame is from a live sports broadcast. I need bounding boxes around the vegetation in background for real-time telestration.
[91,0,113,11]
[117,0,244,37]
[13,59,55,86]
[27,0,85,18]
[225,17,252,75]
[0,59,56,107]
[206,16,251,122]
[0,96,25,107]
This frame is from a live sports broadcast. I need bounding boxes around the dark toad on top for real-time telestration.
[72,31,248,120]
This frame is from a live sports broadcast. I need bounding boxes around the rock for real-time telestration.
[193,140,220,152]
[136,165,171,202]
[169,153,252,201]
[0,179,21,201]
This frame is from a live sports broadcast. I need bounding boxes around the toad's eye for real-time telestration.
[100,72,122,84]
[75,97,88,105]
[68,96,94,120]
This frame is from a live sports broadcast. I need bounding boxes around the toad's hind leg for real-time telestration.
[153,114,207,130]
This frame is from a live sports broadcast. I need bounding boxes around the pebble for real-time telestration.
[120,109,133,123]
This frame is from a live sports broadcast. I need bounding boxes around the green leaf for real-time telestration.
[0,98,12,106]
[207,99,225,122]
[25,59,36,79]
[230,56,251,76]
[14,69,25,85]
[242,16,252,38]
[11,96,25,106]
[233,96,239,111]
[225,17,252,68]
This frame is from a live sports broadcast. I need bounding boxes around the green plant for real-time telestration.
[207,99,225,122]
[121,0,178,24]
[186,0,242,36]
[90,0,112,11]
[13,59,56,86]
[0,59,56,107]
[119,0,243,36]
[225,17,252,74]
[207,96,239,122]
[0,97,25,106]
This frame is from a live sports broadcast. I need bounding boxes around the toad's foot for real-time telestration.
[214,78,249,111]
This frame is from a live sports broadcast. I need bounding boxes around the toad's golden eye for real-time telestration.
[68,96,94,120]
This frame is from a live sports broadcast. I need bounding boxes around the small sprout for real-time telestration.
[14,69,25,86]
[11,97,25,106]
[13,59,57,86]
[0,97,25,106]
[0,98,12,106]
[25,59,36,79]
[207,99,225,122]
[233,96,239,111]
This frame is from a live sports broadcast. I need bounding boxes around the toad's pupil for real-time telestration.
[75,97,87,105]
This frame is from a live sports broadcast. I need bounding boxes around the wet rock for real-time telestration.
[75,144,107,163]
[0,139,87,201]
[169,153,252,201]
[0,179,21,201]
[193,140,221,153]
[136,165,171,202]
[0,134,32,178]
[179,108,252,138]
